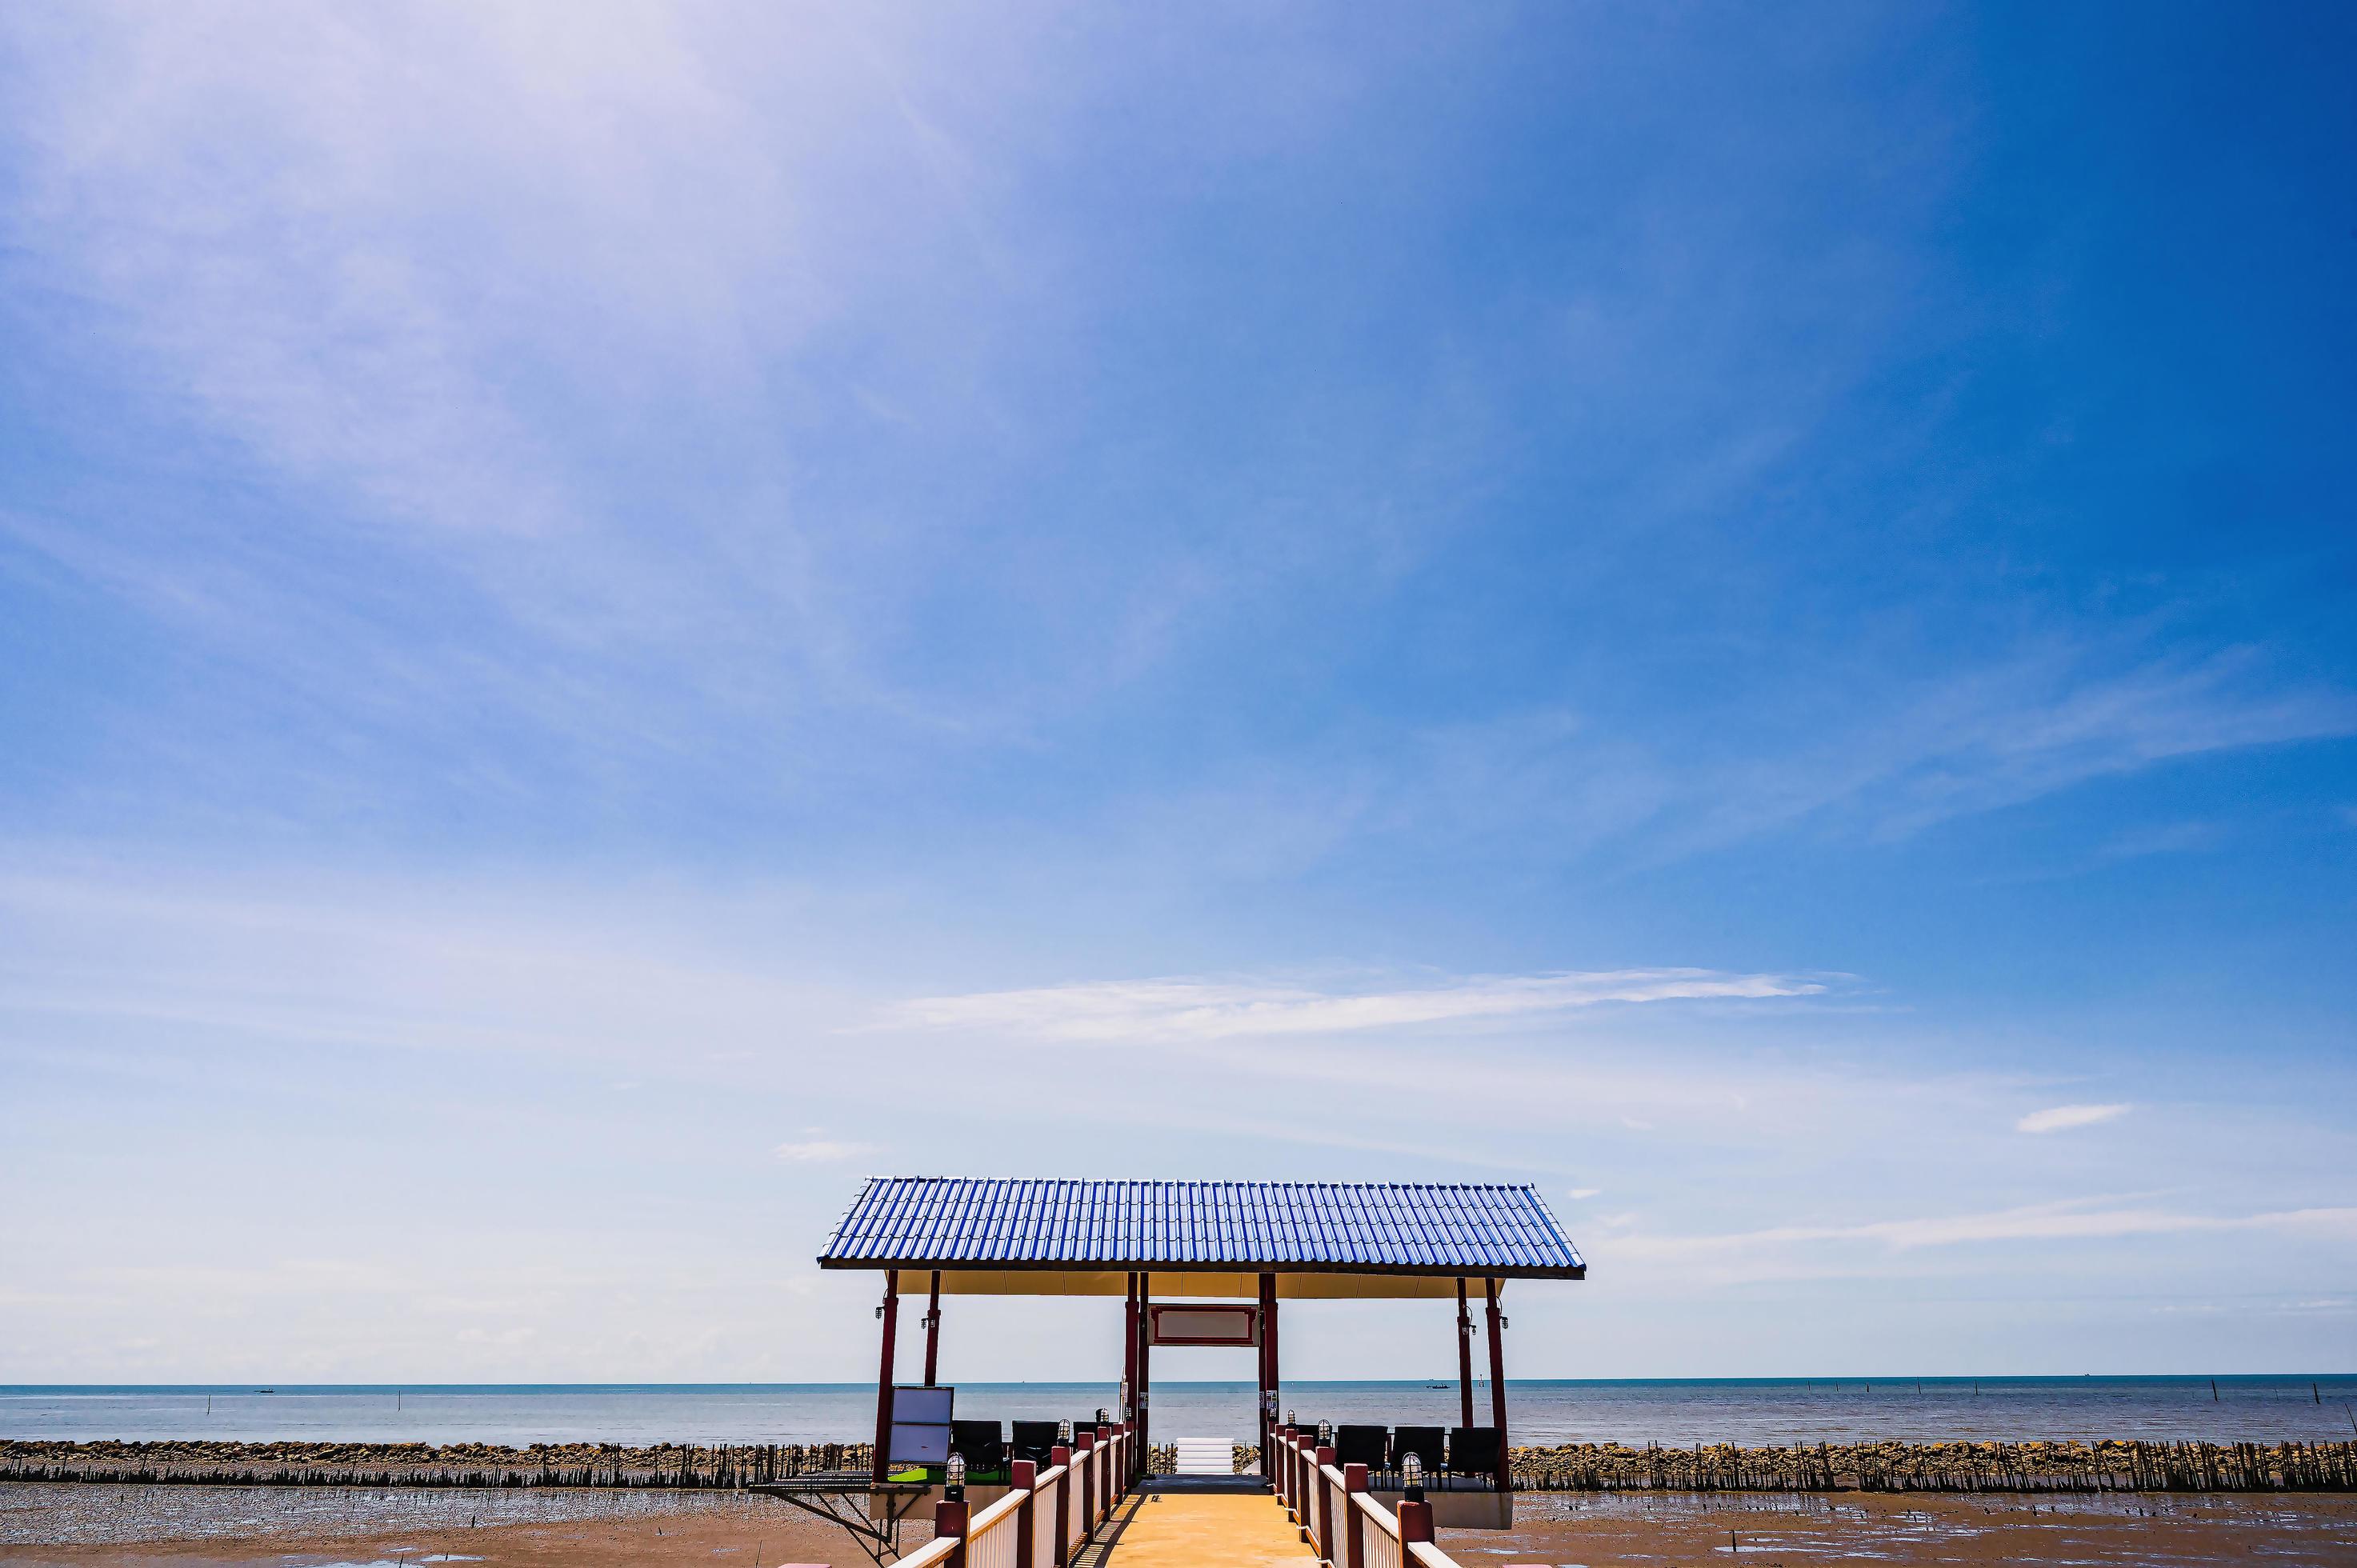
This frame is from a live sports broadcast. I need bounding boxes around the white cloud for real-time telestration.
[1615,1200,2357,1261]
[2017,1102,2130,1134]
[879,967,1827,1044]
[1567,1188,1603,1200]
[774,1140,874,1163]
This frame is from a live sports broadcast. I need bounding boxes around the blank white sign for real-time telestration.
[890,1421,950,1464]
[1150,1305,1259,1346]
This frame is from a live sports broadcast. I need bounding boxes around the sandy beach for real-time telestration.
[8,1482,2357,1567]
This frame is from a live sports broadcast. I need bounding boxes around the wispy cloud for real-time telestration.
[1615,1199,2357,1260]
[774,1139,874,1163]
[879,967,1827,1043]
[2018,1103,2130,1134]
[1681,646,2357,851]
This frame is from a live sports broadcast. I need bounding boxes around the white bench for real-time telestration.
[1167,1437,1231,1476]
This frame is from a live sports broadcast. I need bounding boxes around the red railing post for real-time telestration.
[1399,1494,1434,1547]
[1012,1459,1037,1568]
[1050,1445,1071,1568]
[1076,1429,1094,1537]
[1315,1443,1335,1553]
[1343,1462,1369,1568]
[934,1494,969,1568]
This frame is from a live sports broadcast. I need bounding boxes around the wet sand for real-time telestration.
[6,1483,2357,1566]
[1488,1489,2357,1566]
[0,1484,926,1566]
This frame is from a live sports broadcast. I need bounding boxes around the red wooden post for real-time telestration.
[1122,1272,1138,1471]
[1315,1443,1335,1552]
[870,1274,898,1483]
[934,1494,969,1568]
[1050,1445,1072,1568]
[1455,1277,1476,1429]
[1012,1459,1037,1568]
[1398,1494,1434,1546]
[923,1270,943,1386]
[1485,1277,1511,1494]
[1257,1273,1275,1478]
[1076,1428,1094,1537]
[1265,1279,1282,1476]
[1136,1272,1153,1478]
[1343,1462,1369,1568]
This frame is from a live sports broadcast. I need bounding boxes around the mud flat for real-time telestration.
[1496,1489,2357,1567]
[5,1481,2357,1567]
[0,1482,898,1566]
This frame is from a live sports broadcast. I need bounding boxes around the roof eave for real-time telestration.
[814,1254,1586,1281]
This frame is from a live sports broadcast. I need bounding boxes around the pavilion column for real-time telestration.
[1455,1278,1476,1429]
[923,1270,943,1386]
[1136,1272,1152,1474]
[1255,1273,1271,1474]
[1263,1272,1280,1470]
[871,1273,900,1483]
[1122,1272,1138,1419]
[1483,1278,1510,1494]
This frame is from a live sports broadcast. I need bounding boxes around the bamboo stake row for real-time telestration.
[10,1437,2355,1494]
[0,1440,872,1490]
[1507,1438,2357,1493]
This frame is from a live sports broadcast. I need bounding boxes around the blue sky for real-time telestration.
[2,2,2353,1386]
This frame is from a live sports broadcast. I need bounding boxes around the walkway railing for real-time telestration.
[1273,1427,1462,1568]
[898,1423,1134,1568]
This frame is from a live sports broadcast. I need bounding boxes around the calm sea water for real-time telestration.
[6,1378,2355,1447]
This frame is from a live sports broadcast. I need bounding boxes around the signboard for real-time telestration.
[1149,1302,1259,1347]
[889,1384,953,1465]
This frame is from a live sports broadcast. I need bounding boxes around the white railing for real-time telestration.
[1358,1492,1403,1568]
[1029,1462,1065,1566]
[1273,1431,1463,1568]
[1065,1442,1090,1555]
[963,1487,1026,1568]
[894,1539,959,1568]
[910,1425,1133,1568]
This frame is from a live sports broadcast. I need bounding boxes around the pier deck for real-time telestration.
[1085,1489,1318,1567]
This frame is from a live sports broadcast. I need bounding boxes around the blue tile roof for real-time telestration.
[818,1178,1585,1278]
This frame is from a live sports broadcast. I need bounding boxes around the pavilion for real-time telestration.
[816,1177,1586,1530]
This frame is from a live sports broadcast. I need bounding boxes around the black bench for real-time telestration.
[1333,1424,1389,1471]
[950,1419,1006,1479]
[1447,1426,1500,1480]
[1010,1420,1061,1468]
[1391,1425,1445,1474]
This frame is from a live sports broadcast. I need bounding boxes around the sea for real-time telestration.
[6,1378,2354,1448]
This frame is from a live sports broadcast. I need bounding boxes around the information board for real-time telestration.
[889,1384,954,1465]
[1149,1303,1260,1346]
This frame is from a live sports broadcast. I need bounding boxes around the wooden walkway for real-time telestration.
[1082,1490,1318,1567]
